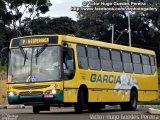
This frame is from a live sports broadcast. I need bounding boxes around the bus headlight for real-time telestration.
[8,92,17,96]
[51,90,56,94]
[45,89,60,95]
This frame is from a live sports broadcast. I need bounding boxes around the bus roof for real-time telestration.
[60,35,155,55]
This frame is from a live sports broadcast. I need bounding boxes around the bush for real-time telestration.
[0,64,7,71]
[158,67,160,81]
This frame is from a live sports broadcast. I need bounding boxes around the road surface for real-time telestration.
[0,107,159,120]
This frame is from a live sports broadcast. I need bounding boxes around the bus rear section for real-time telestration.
[73,42,158,112]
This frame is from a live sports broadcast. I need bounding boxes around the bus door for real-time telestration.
[62,47,76,102]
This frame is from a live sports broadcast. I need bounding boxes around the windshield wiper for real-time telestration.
[35,44,48,64]
[19,46,28,65]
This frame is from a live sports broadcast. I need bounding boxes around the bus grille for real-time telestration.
[13,85,50,90]
[19,91,43,96]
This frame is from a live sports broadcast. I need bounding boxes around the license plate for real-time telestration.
[44,94,54,98]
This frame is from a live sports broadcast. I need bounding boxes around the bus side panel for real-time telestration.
[88,89,130,102]
[143,91,159,101]
[63,88,78,102]
[138,91,144,101]
[133,73,158,102]
[83,71,132,103]
[138,90,158,102]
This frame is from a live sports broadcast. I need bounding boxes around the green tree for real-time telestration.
[75,0,160,58]
[0,0,7,49]
[30,17,75,35]
[2,0,52,36]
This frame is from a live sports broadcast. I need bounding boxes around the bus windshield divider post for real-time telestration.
[19,46,28,65]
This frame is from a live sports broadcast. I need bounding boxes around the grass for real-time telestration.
[139,101,160,105]
[158,67,160,81]
[156,107,160,109]
[0,64,7,71]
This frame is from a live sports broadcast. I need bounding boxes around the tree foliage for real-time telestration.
[1,0,52,36]
[30,17,75,35]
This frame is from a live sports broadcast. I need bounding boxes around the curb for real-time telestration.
[0,105,5,109]
[148,108,160,114]
[0,105,26,109]
[6,105,25,109]
[137,105,160,109]
[0,105,160,109]
[105,105,160,109]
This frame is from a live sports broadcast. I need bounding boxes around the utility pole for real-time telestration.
[128,0,131,47]
[111,24,114,43]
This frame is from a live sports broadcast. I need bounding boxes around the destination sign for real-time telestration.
[23,38,49,45]
[11,36,58,47]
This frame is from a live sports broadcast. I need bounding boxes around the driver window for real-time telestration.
[63,48,75,80]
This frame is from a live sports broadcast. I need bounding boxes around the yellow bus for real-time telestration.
[7,35,158,113]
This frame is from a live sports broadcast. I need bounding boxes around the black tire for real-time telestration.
[128,91,137,111]
[74,90,87,113]
[120,103,128,111]
[120,91,137,111]
[33,106,40,114]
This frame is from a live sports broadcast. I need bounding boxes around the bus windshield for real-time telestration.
[8,46,61,83]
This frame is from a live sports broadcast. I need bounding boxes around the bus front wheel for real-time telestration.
[120,91,137,111]
[33,106,40,114]
[74,90,87,113]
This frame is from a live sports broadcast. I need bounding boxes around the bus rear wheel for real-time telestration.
[120,91,137,111]
[74,90,87,113]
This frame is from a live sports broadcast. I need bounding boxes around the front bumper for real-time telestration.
[8,91,63,105]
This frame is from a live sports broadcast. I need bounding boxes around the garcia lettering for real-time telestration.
[90,74,120,84]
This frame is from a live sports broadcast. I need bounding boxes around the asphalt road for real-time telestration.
[0,107,159,120]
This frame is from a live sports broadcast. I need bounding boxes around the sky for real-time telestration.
[42,0,85,21]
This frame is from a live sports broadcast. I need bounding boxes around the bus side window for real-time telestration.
[111,50,123,72]
[63,48,75,80]
[150,56,156,74]
[142,54,152,75]
[77,45,88,69]
[122,51,133,73]
[132,53,143,74]
[87,46,100,70]
[100,48,112,71]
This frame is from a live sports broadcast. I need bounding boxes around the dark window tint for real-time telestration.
[100,48,112,71]
[142,55,150,65]
[132,53,143,74]
[150,56,156,74]
[111,50,121,61]
[63,48,75,80]
[132,53,141,63]
[122,52,133,73]
[122,52,132,62]
[111,50,123,72]
[77,45,88,69]
[142,54,151,75]
[87,47,100,70]
[150,56,155,66]
[100,49,111,60]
